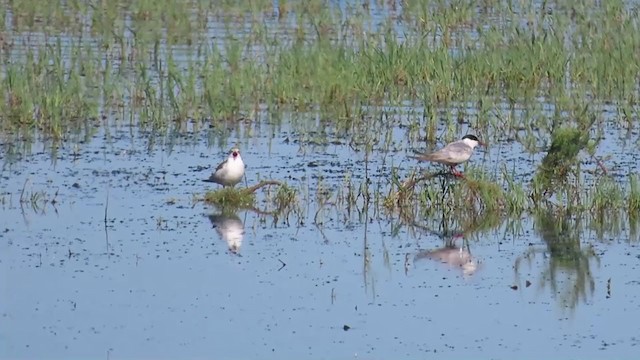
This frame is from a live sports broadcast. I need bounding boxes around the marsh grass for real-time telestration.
[380,159,640,238]
[383,168,506,218]
[3,1,640,137]
[3,0,640,224]
[534,127,592,195]
[202,180,300,223]
[204,187,256,208]
[629,175,640,214]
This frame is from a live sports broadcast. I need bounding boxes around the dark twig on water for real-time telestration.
[278,258,286,271]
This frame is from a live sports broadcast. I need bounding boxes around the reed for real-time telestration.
[3,0,640,223]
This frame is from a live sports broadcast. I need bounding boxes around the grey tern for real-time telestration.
[411,134,484,177]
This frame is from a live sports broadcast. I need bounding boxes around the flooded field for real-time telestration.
[2,0,640,359]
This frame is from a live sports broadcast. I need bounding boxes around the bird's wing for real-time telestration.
[215,158,228,172]
[422,150,455,162]
[410,148,442,161]
[202,158,228,183]
[443,142,473,158]
[411,141,472,164]
[409,152,437,161]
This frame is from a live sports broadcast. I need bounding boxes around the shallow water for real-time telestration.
[2,119,640,360]
[3,1,640,359]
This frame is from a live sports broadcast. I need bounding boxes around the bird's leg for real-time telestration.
[450,165,464,178]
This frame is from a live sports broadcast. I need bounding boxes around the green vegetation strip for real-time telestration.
[1,0,639,136]
[2,0,640,222]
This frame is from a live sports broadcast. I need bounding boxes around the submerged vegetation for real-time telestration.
[1,0,640,230]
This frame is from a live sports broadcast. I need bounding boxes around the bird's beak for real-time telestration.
[232,151,238,157]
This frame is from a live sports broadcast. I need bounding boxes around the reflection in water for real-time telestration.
[515,209,599,310]
[208,211,245,254]
[414,234,480,277]
[401,205,500,278]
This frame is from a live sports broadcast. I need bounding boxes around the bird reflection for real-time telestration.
[414,234,480,277]
[208,211,245,254]
[403,209,497,278]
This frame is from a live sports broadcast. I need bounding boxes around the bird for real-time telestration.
[410,134,484,177]
[203,147,245,187]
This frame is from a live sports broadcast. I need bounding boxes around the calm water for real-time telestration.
[2,1,640,359]
[1,118,639,360]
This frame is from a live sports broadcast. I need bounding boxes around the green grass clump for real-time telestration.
[540,127,590,177]
[273,184,298,214]
[502,168,529,216]
[589,177,624,213]
[455,174,506,213]
[533,127,590,198]
[385,168,506,217]
[629,175,640,215]
[203,181,297,218]
[1,41,101,150]
[204,187,255,208]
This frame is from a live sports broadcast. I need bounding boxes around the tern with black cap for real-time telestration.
[411,135,484,177]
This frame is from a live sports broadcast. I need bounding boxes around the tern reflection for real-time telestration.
[414,233,480,277]
[406,211,500,278]
[208,210,245,254]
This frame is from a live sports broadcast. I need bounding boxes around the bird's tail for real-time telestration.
[409,150,435,161]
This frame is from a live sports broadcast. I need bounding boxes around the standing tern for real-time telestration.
[411,134,484,177]
[203,147,245,187]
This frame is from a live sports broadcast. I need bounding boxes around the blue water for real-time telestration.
[2,1,640,359]
[1,119,639,360]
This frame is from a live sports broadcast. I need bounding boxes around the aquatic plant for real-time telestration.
[629,175,640,215]
[204,187,256,208]
[2,0,640,225]
[202,180,301,224]
[536,127,590,185]
[2,1,640,141]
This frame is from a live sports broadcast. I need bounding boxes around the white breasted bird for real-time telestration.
[410,134,484,177]
[204,147,245,187]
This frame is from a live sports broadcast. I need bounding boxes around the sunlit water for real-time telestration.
[2,119,639,360]
[3,1,640,359]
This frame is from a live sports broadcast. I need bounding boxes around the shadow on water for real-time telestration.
[515,208,599,310]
